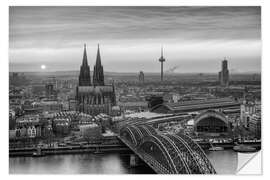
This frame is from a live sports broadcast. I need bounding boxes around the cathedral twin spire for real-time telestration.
[93,44,104,86]
[78,44,91,86]
[78,44,104,86]
[82,44,88,66]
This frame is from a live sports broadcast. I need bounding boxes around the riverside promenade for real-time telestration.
[9,144,131,157]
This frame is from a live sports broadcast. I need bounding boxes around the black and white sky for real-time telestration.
[9,6,261,73]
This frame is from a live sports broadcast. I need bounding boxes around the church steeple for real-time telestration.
[93,44,104,86]
[82,44,88,66]
[79,44,91,86]
[96,44,101,67]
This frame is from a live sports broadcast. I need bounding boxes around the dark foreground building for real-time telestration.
[218,58,230,87]
[76,44,116,115]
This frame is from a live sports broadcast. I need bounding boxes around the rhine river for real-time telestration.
[9,150,238,174]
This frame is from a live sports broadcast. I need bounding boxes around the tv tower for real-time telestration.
[159,46,166,81]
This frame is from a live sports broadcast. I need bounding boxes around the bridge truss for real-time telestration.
[119,124,216,174]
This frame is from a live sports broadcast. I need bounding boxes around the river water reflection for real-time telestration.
[9,150,238,174]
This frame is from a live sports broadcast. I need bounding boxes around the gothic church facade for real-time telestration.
[76,44,116,115]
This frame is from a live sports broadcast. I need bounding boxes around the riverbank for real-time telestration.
[197,141,261,150]
[9,141,261,157]
[9,150,238,174]
[9,144,132,157]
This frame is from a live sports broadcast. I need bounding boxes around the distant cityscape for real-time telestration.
[9,6,261,175]
[9,43,261,174]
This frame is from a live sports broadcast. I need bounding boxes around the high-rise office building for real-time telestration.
[218,58,229,86]
[139,71,144,83]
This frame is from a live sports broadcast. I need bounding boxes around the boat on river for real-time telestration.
[32,147,45,157]
[209,142,224,151]
[233,144,257,153]
[209,146,224,151]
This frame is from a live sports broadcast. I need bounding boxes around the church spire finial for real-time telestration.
[82,44,88,66]
[96,44,101,65]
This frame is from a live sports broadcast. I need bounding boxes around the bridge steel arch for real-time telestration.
[137,125,157,137]
[120,125,158,147]
[169,134,216,174]
[176,133,216,173]
[128,125,144,145]
[119,124,216,174]
[119,126,138,146]
[154,134,191,173]
[166,134,205,174]
[138,135,180,174]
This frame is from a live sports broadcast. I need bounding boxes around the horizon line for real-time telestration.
[9,70,261,75]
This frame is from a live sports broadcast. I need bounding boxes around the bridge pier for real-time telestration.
[129,154,141,167]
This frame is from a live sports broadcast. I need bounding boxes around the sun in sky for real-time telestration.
[41,65,46,70]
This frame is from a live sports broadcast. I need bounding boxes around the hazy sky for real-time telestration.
[9,6,261,73]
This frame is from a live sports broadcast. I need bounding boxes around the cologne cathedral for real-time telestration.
[76,44,116,115]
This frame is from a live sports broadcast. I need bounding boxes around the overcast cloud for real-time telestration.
[9,6,261,73]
